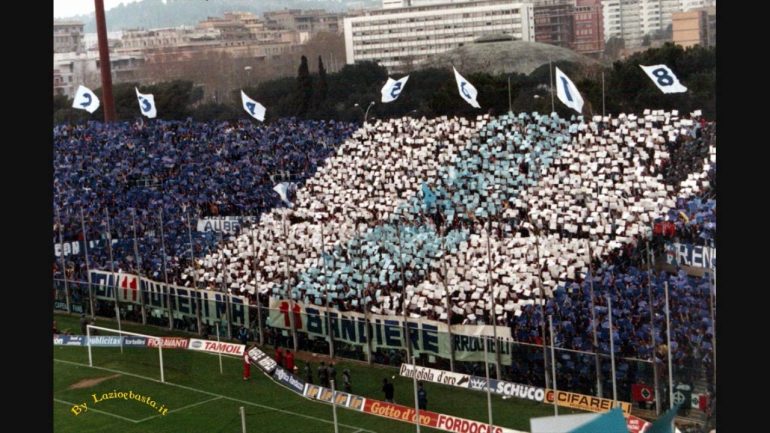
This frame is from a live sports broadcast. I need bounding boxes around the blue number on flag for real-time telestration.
[460,81,471,99]
[246,102,256,115]
[80,93,92,107]
[390,82,402,99]
[560,77,573,102]
[652,67,674,86]
[140,98,151,112]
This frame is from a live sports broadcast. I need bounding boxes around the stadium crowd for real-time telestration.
[53,118,357,285]
[53,110,715,411]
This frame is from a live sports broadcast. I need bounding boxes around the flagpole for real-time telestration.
[412,355,421,433]
[104,207,123,352]
[252,224,264,344]
[483,335,493,433]
[607,295,617,403]
[549,315,558,416]
[55,206,71,314]
[80,206,96,320]
[485,218,501,379]
[531,233,550,389]
[710,269,716,391]
[507,75,512,113]
[707,239,716,391]
[159,207,173,330]
[186,208,203,336]
[584,239,603,397]
[549,59,555,113]
[283,209,299,352]
[395,214,413,362]
[320,222,335,359]
[665,281,674,409]
[131,208,147,325]
[441,235,455,372]
[647,242,661,415]
[601,71,606,117]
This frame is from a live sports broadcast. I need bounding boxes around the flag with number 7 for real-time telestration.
[640,64,688,94]
[241,90,266,121]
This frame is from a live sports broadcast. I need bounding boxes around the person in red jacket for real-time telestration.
[275,346,284,368]
[243,349,251,381]
[284,350,295,373]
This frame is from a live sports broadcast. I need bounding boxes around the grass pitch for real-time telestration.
[54,313,577,432]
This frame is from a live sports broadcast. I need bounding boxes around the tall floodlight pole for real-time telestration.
[94,0,116,121]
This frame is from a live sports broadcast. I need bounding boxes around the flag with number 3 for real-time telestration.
[640,64,688,94]
[241,90,266,121]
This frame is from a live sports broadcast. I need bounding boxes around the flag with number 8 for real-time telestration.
[640,64,688,94]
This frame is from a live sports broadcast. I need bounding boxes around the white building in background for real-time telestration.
[602,0,716,47]
[346,0,535,72]
[383,0,408,8]
[682,0,715,11]
[53,51,144,98]
[54,21,85,53]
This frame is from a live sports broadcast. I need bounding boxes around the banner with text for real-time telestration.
[197,216,256,234]
[89,270,250,327]
[272,365,306,395]
[188,338,244,356]
[664,242,716,269]
[54,239,121,257]
[544,390,632,415]
[268,299,513,363]
[246,346,277,375]
[399,363,545,403]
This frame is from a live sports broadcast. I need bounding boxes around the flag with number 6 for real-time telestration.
[72,85,100,114]
[640,65,688,94]
[555,66,584,114]
[453,67,481,108]
[241,90,266,121]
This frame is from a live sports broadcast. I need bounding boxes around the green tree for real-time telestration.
[296,55,313,117]
[316,55,328,110]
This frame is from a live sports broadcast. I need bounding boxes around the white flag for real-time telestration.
[380,75,409,103]
[273,182,295,207]
[135,87,157,118]
[241,90,266,121]
[72,85,100,114]
[555,67,584,113]
[640,64,688,94]
[453,67,480,108]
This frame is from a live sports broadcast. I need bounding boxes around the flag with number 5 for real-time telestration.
[640,65,688,94]
[241,90,266,121]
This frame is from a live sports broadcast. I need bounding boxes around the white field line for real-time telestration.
[54,398,143,424]
[134,396,222,422]
[54,358,376,433]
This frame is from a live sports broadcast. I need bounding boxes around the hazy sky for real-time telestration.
[54,0,144,18]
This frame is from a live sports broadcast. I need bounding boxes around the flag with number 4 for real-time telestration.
[640,65,688,94]
[241,90,266,121]
[72,85,100,114]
